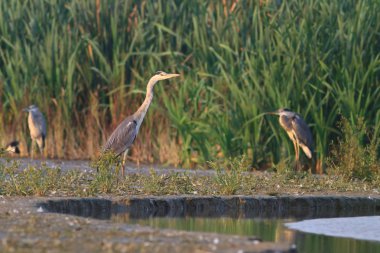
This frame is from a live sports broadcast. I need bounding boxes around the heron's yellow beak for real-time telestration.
[265,111,277,115]
[157,73,180,81]
[166,73,180,79]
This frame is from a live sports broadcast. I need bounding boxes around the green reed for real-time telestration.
[0,0,379,169]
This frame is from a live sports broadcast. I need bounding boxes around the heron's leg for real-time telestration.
[121,149,129,178]
[42,146,46,159]
[31,139,35,159]
[295,141,300,171]
[292,139,300,171]
[291,139,297,170]
[37,138,44,158]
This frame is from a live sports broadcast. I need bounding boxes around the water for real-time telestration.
[126,216,380,253]
[39,197,380,253]
[286,216,380,242]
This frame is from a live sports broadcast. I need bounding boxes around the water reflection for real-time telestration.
[119,216,294,242]
[125,216,380,253]
[287,216,380,242]
[39,197,380,253]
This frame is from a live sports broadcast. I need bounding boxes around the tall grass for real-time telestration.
[327,117,379,181]
[0,0,379,168]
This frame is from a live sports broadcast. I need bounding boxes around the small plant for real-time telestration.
[91,151,120,172]
[25,166,62,196]
[90,151,120,194]
[0,161,61,196]
[327,117,379,181]
[209,155,249,195]
[272,158,293,175]
[165,172,195,194]
[140,169,159,194]
[139,170,194,195]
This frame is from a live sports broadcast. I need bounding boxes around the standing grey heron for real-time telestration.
[102,71,180,176]
[266,108,313,170]
[23,105,47,157]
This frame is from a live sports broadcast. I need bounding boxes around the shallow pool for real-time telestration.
[39,196,380,253]
[126,216,380,253]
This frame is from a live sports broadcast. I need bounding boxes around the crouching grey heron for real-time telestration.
[5,140,20,154]
[266,108,314,170]
[102,71,180,176]
[23,105,47,157]
[0,140,20,155]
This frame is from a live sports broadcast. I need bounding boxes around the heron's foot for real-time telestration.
[293,161,301,172]
[294,160,314,172]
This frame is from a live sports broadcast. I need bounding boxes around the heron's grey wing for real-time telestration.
[32,111,47,137]
[291,115,314,157]
[103,117,137,156]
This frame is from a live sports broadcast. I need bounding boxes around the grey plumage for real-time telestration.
[102,71,180,176]
[103,116,137,156]
[267,108,314,170]
[290,114,314,158]
[0,140,20,155]
[23,104,47,155]
[5,140,20,154]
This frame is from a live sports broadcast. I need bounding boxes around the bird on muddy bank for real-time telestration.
[102,71,180,176]
[0,140,20,155]
[266,108,314,171]
[23,105,47,158]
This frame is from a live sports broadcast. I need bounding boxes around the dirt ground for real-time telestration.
[0,196,296,253]
[0,158,379,253]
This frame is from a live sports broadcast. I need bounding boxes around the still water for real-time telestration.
[126,216,380,253]
[39,197,380,253]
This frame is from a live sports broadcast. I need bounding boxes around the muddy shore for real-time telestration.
[0,158,379,252]
[0,196,298,253]
[1,195,380,253]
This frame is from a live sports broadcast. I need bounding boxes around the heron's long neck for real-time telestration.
[134,78,157,129]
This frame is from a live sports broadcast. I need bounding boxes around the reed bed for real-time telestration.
[0,0,379,170]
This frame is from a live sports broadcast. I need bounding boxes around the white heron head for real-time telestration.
[267,108,296,117]
[22,104,40,113]
[151,71,180,81]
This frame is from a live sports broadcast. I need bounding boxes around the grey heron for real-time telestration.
[102,71,180,176]
[23,105,47,157]
[266,108,314,170]
[0,140,20,155]
[5,140,20,154]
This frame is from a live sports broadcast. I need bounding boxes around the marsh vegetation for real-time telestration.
[0,1,379,173]
[0,154,379,197]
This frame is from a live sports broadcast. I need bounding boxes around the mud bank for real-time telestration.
[0,196,299,253]
[41,195,380,219]
[0,195,379,252]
